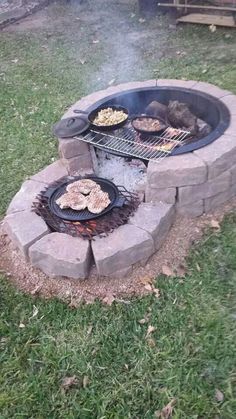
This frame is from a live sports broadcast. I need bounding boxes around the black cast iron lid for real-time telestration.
[53,116,90,138]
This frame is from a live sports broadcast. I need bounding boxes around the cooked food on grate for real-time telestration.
[87,190,111,214]
[56,192,87,210]
[66,179,100,195]
[165,127,181,138]
[155,142,174,152]
[132,117,163,132]
[93,107,127,126]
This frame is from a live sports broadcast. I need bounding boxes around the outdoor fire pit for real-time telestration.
[3,79,236,280]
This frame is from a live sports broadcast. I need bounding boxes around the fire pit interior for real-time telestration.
[83,86,230,156]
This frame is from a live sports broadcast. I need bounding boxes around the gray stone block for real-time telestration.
[221,95,236,115]
[4,211,49,257]
[145,185,176,204]
[7,180,47,215]
[178,171,231,205]
[224,115,236,137]
[59,138,90,159]
[177,200,204,217]
[62,154,93,174]
[29,233,92,279]
[129,202,175,250]
[192,82,230,98]
[194,134,236,179]
[147,153,207,188]
[30,160,68,184]
[204,183,236,212]
[91,224,154,277]
[156,79,197,88]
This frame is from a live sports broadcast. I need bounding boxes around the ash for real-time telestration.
[95,150,147,193]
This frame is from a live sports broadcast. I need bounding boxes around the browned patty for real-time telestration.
[87,190,111,214]
[66,179,100,195]
[56,191,87,210]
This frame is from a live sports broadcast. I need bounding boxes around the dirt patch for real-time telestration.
[1,197,236,306]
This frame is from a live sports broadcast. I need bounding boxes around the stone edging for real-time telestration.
[0,0,52,29]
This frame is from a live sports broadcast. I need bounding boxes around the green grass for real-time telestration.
[1,215,236,418]
[1,1,236,417]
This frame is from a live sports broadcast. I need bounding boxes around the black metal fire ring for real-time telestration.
[84,86,231,156]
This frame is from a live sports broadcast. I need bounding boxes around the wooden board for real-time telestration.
[158,2,236,12]
[177,13,236,27]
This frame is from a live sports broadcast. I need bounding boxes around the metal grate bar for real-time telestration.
[74,126,190,163]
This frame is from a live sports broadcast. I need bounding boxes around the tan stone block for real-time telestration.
[194,134,236,179]
[145,185,176,204]
[147,153,207,188]
[178,171,231,205]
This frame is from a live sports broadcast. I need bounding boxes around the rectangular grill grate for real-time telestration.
[75,126,191,162]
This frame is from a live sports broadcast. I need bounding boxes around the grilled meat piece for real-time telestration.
[66,179,100,195]
[87,190,111,214]
[56,191,87,210]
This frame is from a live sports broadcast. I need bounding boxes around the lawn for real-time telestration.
[0,1,236,417]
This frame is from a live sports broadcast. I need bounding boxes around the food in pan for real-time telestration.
[56,180,111,214]
[56,192,87,210]
[93,107,127,126]
[87,190,111,214]
[132,117,164,132]
[66,179,100,195]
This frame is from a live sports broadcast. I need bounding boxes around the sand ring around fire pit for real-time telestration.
[3,79,236,281]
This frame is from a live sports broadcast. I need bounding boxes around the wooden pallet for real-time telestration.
[177,12,236,27]
[158,1,236,28]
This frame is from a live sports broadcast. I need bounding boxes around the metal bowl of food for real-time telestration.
[73,105,129,131]
[131,115,167,135]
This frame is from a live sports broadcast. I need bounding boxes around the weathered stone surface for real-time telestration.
[204,183,236,213]
[177,200,204,217]
[92,224,154,276]
[145,185,176,204]
[0,8,28,26]
[129,202,175,250]
[59,138,90,159]
[7,180,47,215]
[194,134,236,179]
[156,79,197,88]
[29,232,92,279]
[30,160,68,184]
[221,95,236,115]
[178,171,231,205]
[62,154,93,174]
[224,115,236,137]
[193,81,230,98]
[4,211,49,257]
[230,163,236,184]
[147,154,207,188]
